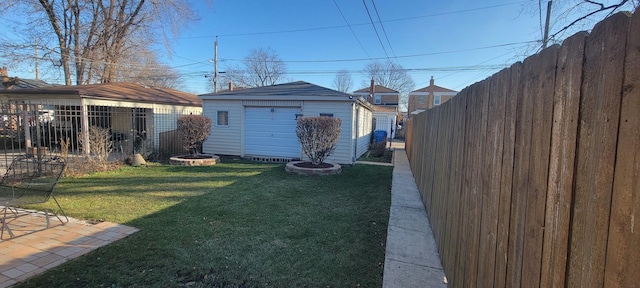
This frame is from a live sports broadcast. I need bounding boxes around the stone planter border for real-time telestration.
[169,154,220,166]
[285,161,341,176]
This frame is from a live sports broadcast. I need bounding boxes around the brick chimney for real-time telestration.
[228,81,234,92]
[369,78,375,102]
[0,67,8,83]
[429,76,435,100]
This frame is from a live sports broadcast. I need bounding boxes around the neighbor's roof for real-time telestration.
[0,82,201,106]
[199,81,369,104]
[411,84,457,93]
[3,78,54,89]
[353,85,399,94]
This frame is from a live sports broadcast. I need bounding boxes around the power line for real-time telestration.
[177,1,529,39]
[217,41,538,64]
[175,65,510,77]
[370,0,399,60]
[362,0,389,59]
[332,0,372,60]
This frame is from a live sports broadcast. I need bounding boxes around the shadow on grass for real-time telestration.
[15,162,392,287]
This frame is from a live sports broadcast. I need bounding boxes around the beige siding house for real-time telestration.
[408,76,457,116]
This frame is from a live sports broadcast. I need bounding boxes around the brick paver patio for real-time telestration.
[0,209,138,287]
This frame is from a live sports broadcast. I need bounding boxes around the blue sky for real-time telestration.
[170,0,542,94]
[3,0,635,95]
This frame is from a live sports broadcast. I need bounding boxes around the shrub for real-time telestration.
[371,141,387,157]
[177,115,212,155]
[296,116,342,165]
[78,126,112,164]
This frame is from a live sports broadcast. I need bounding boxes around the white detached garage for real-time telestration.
[198,81,374,164]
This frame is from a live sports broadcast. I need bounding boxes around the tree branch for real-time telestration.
[551,0,629,39]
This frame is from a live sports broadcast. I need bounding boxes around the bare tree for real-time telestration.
[111,47,183,89]
[549,0,637,41]
[0,0,200,85]
[222,47,287,88]
[333,70,353,93]
[362,60,415,111]
[522,0,637,49]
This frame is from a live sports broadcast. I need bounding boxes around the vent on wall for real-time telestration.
[250,156,298,163]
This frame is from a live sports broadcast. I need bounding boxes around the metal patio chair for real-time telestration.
[0,154,67,238]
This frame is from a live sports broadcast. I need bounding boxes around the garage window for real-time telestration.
[217,111,229,126]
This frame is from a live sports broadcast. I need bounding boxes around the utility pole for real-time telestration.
[542,1,552,49]
[214,36,218,93]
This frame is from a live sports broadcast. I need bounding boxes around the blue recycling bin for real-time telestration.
[374,130,387,143]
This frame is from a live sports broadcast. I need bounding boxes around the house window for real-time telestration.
[374,95,381,104]
[217,111,229,126]
[320,113,334,117]
[419,95,425,103]
[434,95,441,106]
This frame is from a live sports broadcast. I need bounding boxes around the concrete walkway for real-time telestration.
[383,142,448,287]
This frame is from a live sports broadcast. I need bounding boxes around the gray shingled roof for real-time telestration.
[10,78,54,89]
[199,81,357,101]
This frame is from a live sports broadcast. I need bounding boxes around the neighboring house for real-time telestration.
[1,67,53,89]
[198,81,374,164]
[408,76,457,116]
[353,80,400,110]
[372,105,398,140]
[0,82,202,157]
[352,80,400,140]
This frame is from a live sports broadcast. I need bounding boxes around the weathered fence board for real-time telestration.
[539,31,587,288]
[454,88,472,287]
[494,62,520,288]
[444,94,466,286]
[506,51,537,288]
[603,10,640,288]
[521,44,559,288]
[477,69,508,288]
[568,12,629,288]
[442,95,461,282]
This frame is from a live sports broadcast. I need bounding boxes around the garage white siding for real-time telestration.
[202,100,243,156]
[244,106,301,158]
[301,101,354,164]
[356,106,373,159]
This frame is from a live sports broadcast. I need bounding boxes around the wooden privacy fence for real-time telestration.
[405,11,638,288]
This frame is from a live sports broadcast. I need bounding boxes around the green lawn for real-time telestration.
[17,160,393,288]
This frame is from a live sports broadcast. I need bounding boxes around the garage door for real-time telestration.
[244,107,301,158]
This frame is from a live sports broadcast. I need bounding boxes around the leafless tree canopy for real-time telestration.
[222,47,287,88]
[0,0,199,87]
[332,70,353,93]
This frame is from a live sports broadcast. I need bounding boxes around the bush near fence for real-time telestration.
[406,11,639,288]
